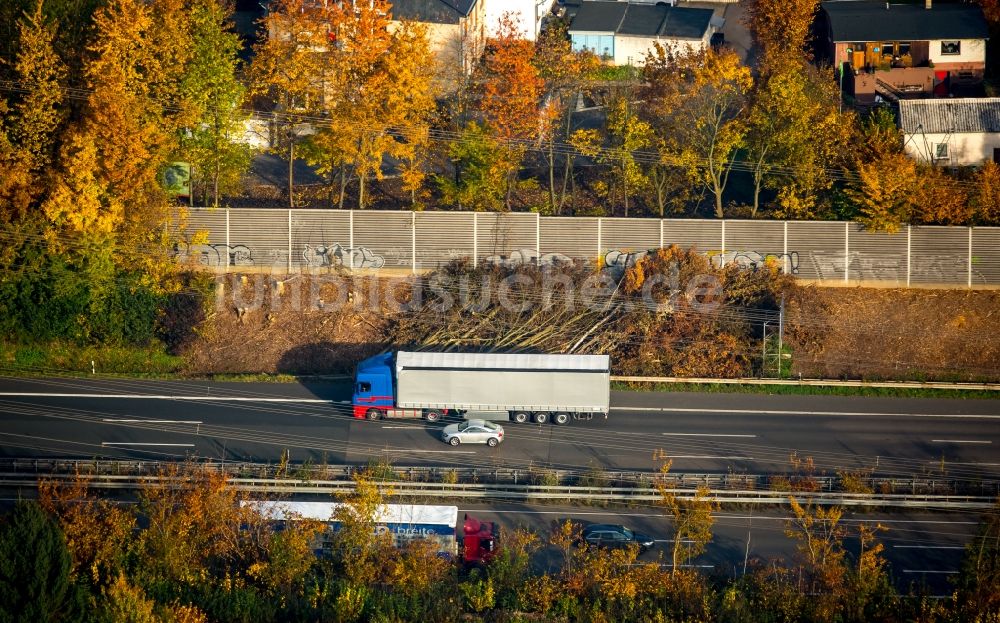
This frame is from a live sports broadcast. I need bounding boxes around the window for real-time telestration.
[357,382,371,393]
[899,42,911,56]
[935,143,950,160]
[571,33,614,59]
[941,41,961,55]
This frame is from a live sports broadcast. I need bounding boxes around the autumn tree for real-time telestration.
[0,1,67,222]
[971,160,1000,225]
[642,44,752,218]
[533,17,600,214]
[911,165,972,225]
[849,153,917,233]
[330,470,393,587]
[785,497,848,618]
[953,499,1000,619]
[249,0,328,208]
[744,0,819,73]
[476,13,544,210]
[179,0,252,207]
[573,93,652,217]
[744,63,853,218]
[655,459,719,575]
[305,2,437,208]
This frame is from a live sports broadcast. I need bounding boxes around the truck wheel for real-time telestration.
[512,412,529,424]
[449,437,461,446]
[425,410,442,423]
[487,437,499,447]
[533,412,549,424]
[366,408,382,420]
[554,412,570,425]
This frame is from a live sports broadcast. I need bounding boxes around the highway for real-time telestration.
[458,503,979,596]
[0,376,994,595]
[1,377,998,480]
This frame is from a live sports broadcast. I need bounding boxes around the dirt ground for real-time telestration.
[179,273,1000,382]
[785,286,1000,382]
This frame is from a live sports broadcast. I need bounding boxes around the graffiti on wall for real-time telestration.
[484,248,574,268]
[707,250,800,275]
[302,243,385,269]
[175,243,255,267]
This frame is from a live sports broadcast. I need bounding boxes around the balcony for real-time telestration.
[846,65,938,106]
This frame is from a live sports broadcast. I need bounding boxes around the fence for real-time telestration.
[172,208,1000,288]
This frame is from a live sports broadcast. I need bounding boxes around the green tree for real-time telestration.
[0,502,72,622]
[439,122,507,211]
[179,0,252,207]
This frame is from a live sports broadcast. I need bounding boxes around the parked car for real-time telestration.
[441,419,504,447]
[578,524,656,553]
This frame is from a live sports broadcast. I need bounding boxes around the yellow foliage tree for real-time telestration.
[249,0,328,208]
[972,160,1000,225]
[744,0,819,73]
[849,153,918,233]
[643,44,752,218]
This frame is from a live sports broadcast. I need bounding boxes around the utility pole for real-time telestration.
[761,321,768,377]
[778,295,785,377]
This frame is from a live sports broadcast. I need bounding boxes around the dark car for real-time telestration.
[579,524,656,553]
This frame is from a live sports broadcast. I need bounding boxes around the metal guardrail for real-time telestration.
[2,459,997,509]
[2,472,995,509]
[612,375,1000,391]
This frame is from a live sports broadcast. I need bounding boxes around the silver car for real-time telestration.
[441,419,505,447]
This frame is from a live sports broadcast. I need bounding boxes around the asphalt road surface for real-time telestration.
[0,376,992,595]
[1,377,998,481]
[457,503,978,596]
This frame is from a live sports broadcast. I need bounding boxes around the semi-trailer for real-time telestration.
[351,350,610,425]
[246,501,500,564]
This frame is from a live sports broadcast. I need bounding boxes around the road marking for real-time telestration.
[383,449,476,454]
[902,570,959,574]
[612,406,1000,419]
[928,461,1000,466]
[931,439,991,444]
[662,433,757,438]
[101,442,195,447]
[659,455,753,460]
[381,426,424,430]
[103,419,202,424]
[893,545,965,550]
[0,393,335,403]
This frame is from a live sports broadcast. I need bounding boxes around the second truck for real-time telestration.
[352,351,610,425]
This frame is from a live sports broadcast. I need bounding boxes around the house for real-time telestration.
[900,98,1000,166]
[566,1,717,66]
[483,0,551,41]
[390,0,487,75]
[820,0,988,104]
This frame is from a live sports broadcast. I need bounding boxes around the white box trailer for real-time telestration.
[352,351,610,425]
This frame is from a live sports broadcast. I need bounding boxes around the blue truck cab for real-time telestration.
[352,352,395,419]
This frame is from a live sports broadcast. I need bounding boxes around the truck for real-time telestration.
[352,350,610,425]
[245,501,500,564]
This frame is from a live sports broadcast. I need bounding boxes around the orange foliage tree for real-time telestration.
[476,13,544,209]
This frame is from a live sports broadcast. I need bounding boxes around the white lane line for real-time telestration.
[0,393,336,403]
[928,461,1000,466]
[902,570,959,574]
[103,419,202,424]
[931,439,992,444]
[381,426,425,430]
[384,449,476,454]
[659,455,753,460]
[894,545,966,550]
[102,442,195,447]
[662,433,757,438]
[612,407,1000,419]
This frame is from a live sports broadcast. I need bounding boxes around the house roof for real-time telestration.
[822,1,988,43]
[899,98,1000,134]
[391,0,477,25]
[569,1,713,40]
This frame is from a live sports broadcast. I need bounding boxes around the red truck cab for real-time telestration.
[462,513,500,565]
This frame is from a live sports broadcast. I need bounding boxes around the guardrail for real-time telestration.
[612,376,1000,391]
[2,459,997,507]
[3,472,994,509]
